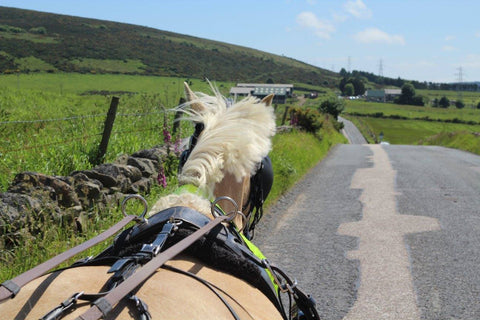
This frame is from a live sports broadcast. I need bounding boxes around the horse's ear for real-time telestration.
[184,82,206,112]
[261,94,274,106]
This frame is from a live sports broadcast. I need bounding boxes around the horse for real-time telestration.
[0,83,318,320]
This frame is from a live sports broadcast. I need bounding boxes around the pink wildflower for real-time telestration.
[157,166,167,188]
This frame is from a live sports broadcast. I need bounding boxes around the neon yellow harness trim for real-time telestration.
[174,184,278,292]
[240,233,278,292]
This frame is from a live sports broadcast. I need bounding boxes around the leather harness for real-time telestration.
[1,205,319,320]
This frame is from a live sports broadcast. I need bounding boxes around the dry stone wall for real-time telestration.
[0,146,169,245]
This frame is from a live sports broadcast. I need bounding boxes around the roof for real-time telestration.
[366,89,402,97]
[237,83,293,89]
[230,87,253,95]
[253,86,287,96]
[384,89,401,95]
[366,90,385,98]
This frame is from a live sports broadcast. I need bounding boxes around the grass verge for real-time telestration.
[266,117,347,208]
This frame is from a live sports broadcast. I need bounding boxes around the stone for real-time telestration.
[75,181,103,208]
[8,172,80,207]
[129,177,153,194]
[73,169,116,188]
[132,147,166,163]
[127,156,156,178]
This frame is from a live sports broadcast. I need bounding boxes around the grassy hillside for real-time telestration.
[0,6,339,86]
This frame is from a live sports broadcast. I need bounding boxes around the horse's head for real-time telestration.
[176,82,276,237]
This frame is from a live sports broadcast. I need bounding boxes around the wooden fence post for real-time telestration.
[281,106,290,125]
[172,97,185,135]
[97,96,119,163]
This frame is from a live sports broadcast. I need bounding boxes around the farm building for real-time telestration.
[366,89,401,102]
[229,83,293,104]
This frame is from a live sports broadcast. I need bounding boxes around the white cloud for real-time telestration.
[445,35,455,41]
[353,28,405,45]
[476,31,480,38]
[306,0,317,5]
[462,54,480,68]
[442,45,456,51]
[333,12,348,23]
[343,0,372,19]
[296,11,335,39]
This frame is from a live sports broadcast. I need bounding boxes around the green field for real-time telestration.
[343,97,480,154]
[345,99,480,123]
[347,116,480,144]
[418,89,480,107]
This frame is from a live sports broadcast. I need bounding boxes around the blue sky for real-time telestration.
[2,0,480,83]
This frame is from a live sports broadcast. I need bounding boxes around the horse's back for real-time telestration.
[0,255,283,319]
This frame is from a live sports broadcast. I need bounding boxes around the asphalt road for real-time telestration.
[338,116,367,144]
[255,143,480,320]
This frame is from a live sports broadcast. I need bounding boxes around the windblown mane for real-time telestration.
[148,84,275,217]
[178,88,276,196]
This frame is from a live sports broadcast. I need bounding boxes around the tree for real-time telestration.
[477,101,480,109]
[397,83,415,104]
[339,76,365,96]
[439,96,450,108]
[432,98,439,108]
[318,97,345,119]
[344,83,355,96]
[455,100,465,109]
[351,77,366,95]
[395,83,425,106]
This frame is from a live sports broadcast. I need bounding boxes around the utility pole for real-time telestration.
[378,59,384,84]
[455,66,464,102]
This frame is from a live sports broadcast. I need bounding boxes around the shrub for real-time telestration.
[29,27,47,35]
[318,97,345,119]
[290,107,323,134]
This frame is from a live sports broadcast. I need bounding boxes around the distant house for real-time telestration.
[229,83,293,104]
[366,89,401,102]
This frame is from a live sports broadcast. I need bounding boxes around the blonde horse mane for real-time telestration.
[149,82,276,217]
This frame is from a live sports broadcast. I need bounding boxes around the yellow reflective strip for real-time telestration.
[240,233,278,292]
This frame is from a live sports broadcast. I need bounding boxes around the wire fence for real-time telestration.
[0,100,171,155]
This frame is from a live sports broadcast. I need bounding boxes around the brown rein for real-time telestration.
[0,214,139,303]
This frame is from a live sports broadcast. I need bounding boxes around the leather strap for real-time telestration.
[76,214,231,320]
[0,215,138,302]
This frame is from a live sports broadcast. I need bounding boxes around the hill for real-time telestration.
[0,6,339,86]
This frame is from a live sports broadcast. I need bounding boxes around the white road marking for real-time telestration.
[338,145,441,320]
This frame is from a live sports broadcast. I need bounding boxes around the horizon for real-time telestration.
[1,0,479,84]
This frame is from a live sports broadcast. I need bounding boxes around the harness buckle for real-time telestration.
[140,220,178,257]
